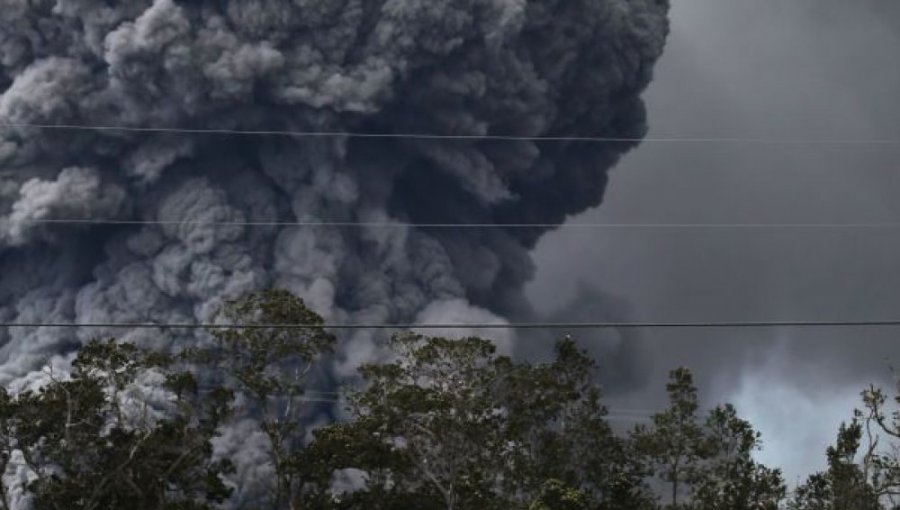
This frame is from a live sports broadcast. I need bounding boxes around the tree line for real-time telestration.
[0,290,898,510]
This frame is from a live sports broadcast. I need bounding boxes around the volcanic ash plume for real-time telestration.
[0,0,669,381]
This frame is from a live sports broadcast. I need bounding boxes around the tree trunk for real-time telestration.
[671,459,679,508]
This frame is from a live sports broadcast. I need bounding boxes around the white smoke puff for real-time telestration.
[0,290,76,384]
[117,368,178,429]
[2,450,35,510]
[376,0,473,55]
[414,298,514,354]
[104,0,190,67]
[204,41,284,101]
[2,167,125,245]
[334,331,383,379]
[0,57,92,122]
[51,1,145,59]
[224,0,300,37]
[197,17,285,101]
[103,0,198,116]
[211,416,276,508]
[273,226,344,314]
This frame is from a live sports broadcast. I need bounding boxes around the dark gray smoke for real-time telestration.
[0,0,669,502]
[0,0,670,380]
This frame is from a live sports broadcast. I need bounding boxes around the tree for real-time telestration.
[529,479,592,510]
[633,368,707,508]
[860,381,900,506]
[190,289,336,510]
[342,333,510,510]
[789,421,882,510]
[789,377,900,510]
[0,340,233,510]
[304,333,649,510]
[633,368,785,510]
[503,339,651,510]
[690,404,785,510]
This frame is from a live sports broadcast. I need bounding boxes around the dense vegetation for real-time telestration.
[1,290,898,510]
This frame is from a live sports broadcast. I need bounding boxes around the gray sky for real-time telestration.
[528,0,900,484]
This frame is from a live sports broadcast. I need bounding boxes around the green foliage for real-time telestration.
[0,339,233,510]
[861,382,900,503]
[197,289,335,401]
[305,333,651,510]
[529,480,592,510]
[789,374,900,510]
[344,333,514,510]
[8,289,900,510]
[633,368,707,507]
[633,368,785,510]
[690,404,785,510]
[789,421,882,510]
[788,377,900,510]
[192,289,336,509]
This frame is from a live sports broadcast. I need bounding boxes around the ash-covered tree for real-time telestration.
[310,333,515,510]
[300,333,651,510]
[0,340,234,510]
[190,289,336,510]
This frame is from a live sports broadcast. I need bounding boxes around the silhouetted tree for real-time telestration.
[789,421,882,510]
[633,368,785,510]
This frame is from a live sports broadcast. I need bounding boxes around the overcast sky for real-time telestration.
[528,0,900,484]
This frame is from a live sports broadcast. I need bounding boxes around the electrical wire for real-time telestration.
[5,320,900,329]
[15,218,900,229]
[268,392,673,422]
[3,121,900,144]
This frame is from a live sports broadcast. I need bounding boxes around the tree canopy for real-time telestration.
[0,289,898,510]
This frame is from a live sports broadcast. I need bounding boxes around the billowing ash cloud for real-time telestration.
[0,0,669,384]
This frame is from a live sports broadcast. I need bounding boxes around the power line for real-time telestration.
[177,386,666,418]
[3,121,900,145]
[290,395,661,422]
[258,392,668,421]
[5,320,900,329]
[17,218,900,229]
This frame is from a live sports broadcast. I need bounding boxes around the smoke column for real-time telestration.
[0,0,668,395]
[0,0,669,503]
